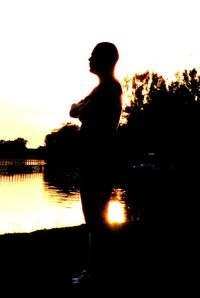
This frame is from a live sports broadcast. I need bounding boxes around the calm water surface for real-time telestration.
[0,160,128,235]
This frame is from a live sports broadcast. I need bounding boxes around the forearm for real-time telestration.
[69,99,88,118]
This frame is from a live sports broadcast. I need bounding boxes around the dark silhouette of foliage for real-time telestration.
[119,68,200,170]
[45,122,80,167]
[0,138,45,159]
[0,137,28,158]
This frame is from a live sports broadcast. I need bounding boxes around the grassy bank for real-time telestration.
[0,218,196,296]
[0,222,147,295]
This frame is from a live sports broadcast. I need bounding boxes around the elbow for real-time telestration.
[69,104,78,118]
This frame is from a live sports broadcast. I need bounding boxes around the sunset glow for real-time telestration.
[0,0,199,148]
[107,188,126,224]
[107,200,126,224]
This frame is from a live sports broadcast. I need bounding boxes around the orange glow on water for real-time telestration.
[107,200,126,224]
[0,166,127,234]
[107,188,126,224]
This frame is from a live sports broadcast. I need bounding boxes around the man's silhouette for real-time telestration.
[70,42,122,283]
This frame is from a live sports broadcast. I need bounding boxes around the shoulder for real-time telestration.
[110,78,122,96]
[102,78,122,95]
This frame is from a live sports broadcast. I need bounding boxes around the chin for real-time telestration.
[89,68,96,74]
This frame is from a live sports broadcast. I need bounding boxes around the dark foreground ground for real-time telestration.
[0,216,197,297]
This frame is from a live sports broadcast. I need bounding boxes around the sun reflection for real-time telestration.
[107,200,125,224]
[107,188,126,224]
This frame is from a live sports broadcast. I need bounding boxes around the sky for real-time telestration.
[0,0,199,148]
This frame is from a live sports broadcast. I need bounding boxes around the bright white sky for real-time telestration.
[0,0,199,148]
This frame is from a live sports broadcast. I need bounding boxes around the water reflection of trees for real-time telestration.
[0,159,45,175]
[0,172,42,182]
[43,165,80,195]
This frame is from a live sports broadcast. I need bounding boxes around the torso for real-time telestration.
[79,77,122,144]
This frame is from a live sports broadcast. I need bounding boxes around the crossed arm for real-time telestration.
[69,98,89,119]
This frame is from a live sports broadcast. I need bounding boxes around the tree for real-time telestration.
[120,68,200,168]
[45,122,80,167]
[0,137,28,158]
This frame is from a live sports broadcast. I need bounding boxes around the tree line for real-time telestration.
[0,138,45,159]
[45,68,200,173]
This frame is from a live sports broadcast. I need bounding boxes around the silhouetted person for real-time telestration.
[69,42,122,284]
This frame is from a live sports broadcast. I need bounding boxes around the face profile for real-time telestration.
[88,42,119,76]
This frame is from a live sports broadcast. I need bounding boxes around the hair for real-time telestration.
[93,42,119,68]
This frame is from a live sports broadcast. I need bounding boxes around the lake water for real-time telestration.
[0,160,129,235]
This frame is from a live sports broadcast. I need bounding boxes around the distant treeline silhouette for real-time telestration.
[45,124,80,167]
[45,68,200,173]
[0,137,45,159]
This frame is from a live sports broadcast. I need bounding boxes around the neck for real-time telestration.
[98,70,115,83]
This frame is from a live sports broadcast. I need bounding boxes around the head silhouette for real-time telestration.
[89,42,119,77]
